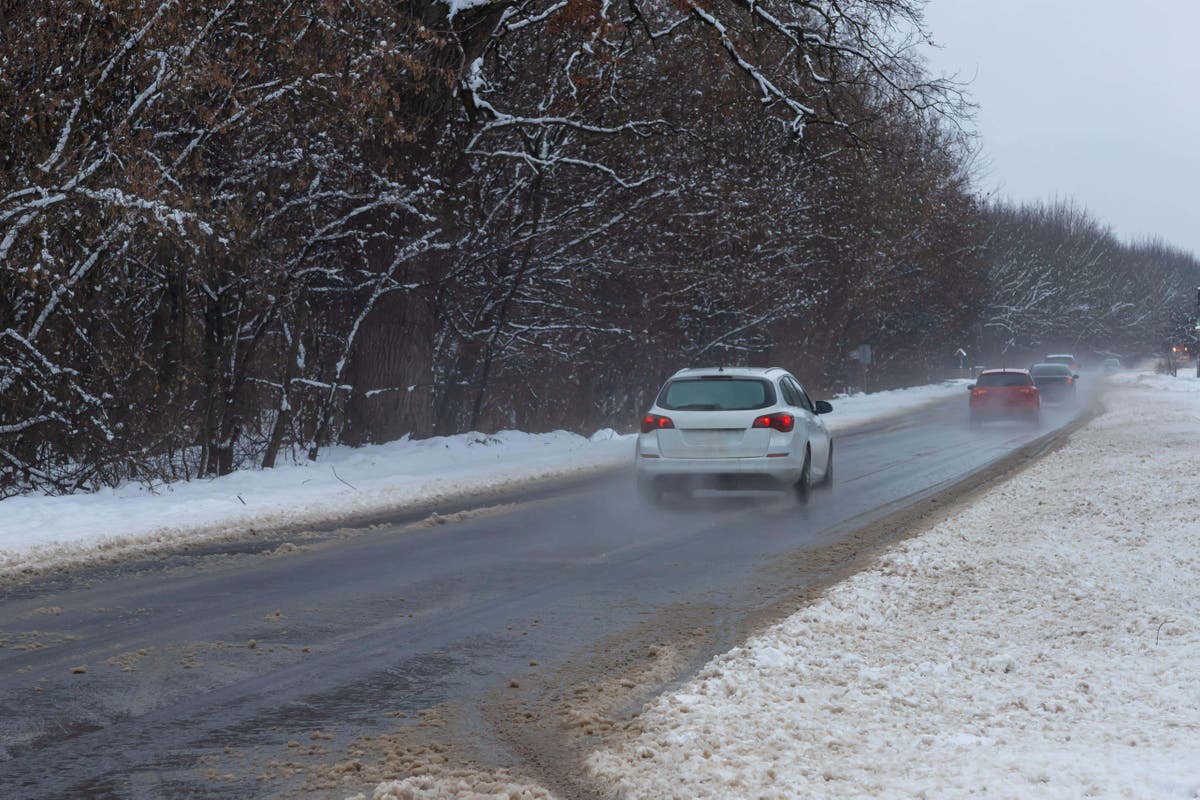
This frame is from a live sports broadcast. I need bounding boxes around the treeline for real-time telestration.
[978,201,1197,359]
[1,0,1196,497]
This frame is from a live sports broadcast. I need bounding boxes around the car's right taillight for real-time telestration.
[752,412,795,432]
[641,413,674,434]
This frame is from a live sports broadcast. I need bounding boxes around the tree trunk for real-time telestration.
[198,292,226,477]
[262,310,304,469]
[341,289,437,445]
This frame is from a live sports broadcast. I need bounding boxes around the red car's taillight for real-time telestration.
[971,388,987,397]
[752,412,795,432]
[1019,386,1038,396]
[641,413,674,434]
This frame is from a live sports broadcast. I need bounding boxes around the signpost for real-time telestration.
[848,344,872,392]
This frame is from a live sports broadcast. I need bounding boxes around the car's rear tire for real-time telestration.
[817,443,834,489]
[969,411,980,427]
[637,476,664,507]
[794,448,812,503]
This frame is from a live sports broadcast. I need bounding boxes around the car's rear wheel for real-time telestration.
[817,443,834,489]
[794,448,812,503]
[637,475,665,507]
[969,410,980,427]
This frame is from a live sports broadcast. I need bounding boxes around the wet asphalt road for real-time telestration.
[0,388,1094,799]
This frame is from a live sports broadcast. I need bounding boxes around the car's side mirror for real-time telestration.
[814,400,833,415]
[1073,374,1080,380]
[967,384,975,391]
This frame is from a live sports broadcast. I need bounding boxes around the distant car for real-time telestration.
[1030,363,1078,403]
[968,369,1040,425]
[636,367,833,505]
[1102,357,1121,373]
[1044,353,1080,372]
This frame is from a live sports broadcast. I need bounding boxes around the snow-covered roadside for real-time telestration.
[585,371,1200,799]
[0,379,968,579]
[0,429,633,578]
[823,379,972,431]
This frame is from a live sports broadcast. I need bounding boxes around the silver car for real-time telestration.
[636,366,833,505]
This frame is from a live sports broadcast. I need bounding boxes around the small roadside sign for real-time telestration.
[849,344,872,365]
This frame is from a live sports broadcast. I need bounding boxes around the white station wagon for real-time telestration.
[636,366,833,505]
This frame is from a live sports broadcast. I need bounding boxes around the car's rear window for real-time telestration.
[658,378,775,411]
[1031,364,1071,377]
[977,373,1032,387]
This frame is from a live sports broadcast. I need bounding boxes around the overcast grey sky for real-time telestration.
[922,0,1200,257]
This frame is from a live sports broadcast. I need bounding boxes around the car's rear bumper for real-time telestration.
[635,454,803,485]
[970,399,1039,412]
[970,405,1039,417]
[1036,386,1075,402]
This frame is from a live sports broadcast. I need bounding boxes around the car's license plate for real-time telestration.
[681,429,742,446]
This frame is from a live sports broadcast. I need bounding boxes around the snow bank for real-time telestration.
[825,379,971,431]
[1106,368,1200,392]
[587,372,1200,798]
[0,429,633,577]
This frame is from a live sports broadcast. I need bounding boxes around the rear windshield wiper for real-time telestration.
[672,403,721,411]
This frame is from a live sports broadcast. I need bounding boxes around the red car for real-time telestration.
[968,369,1041,426]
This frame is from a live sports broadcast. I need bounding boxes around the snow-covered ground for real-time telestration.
[583,371,1200,798]
[0,380,968,578]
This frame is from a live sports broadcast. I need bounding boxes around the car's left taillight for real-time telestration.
[641,413,674,434]
[752,412,795,432]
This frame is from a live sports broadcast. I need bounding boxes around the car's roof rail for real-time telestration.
[669,365,785,377]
